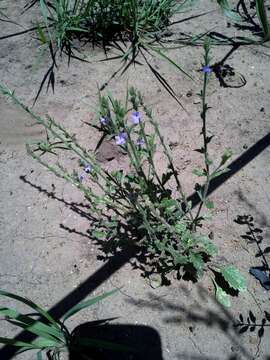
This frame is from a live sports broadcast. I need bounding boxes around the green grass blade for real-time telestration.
[256,0,270,39]
[0,289,61,329]
[62,289,118,322]
[0,336,57,350]
[0,337,37,349]
[0,336,60,350]
[217,0,242,22]
[39,0,50,31]
[36,24,48,44]
[147,45,194,80]
[0,307,64,342]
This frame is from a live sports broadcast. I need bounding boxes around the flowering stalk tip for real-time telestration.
[131,111,141,125]
[115,132,127,146]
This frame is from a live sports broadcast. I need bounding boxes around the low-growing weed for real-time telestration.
[0,41,246,306]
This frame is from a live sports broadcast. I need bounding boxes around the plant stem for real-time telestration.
[193,40,212,229]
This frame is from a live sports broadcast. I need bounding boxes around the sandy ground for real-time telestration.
[0,1,270,359]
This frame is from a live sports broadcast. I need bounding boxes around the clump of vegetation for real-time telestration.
[0,41,246,306]
[0,288,130,360]
[24,0,193,101]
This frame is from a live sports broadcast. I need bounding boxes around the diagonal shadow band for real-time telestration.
[187,132,270,206]
[0,131,269,359]
[0,247,138,359]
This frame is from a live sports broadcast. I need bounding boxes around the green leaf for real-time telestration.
[36,25,47,44]
[220,149,233,166]
[0,337,57,349]
[0,337,38,349]
[31,338,60,348]
[197,236,217,256]
[92,230,106,239]
[189,253,204,278]
[0,290,60,330]
[0,307,64,342]
[160,198,178,213]
[220,265,247,292]
[256,0,270,39]
[215,284,231,307]
[148,46,194,81]
[217,0,242,22]
[173,254,189,266]
[193,168,206,177]
[62,289,118,322]
[210,167,230,179]
[174,221,187,235]
[205,199,214,209]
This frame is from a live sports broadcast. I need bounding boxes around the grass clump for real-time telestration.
[25,0,192,102]
[0,288,131,359]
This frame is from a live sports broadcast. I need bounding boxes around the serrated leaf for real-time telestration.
[215,284,231,307]
[221,266,247,292]
[189,253,204,277]
[239,314,244,322]
[197,235,217,256]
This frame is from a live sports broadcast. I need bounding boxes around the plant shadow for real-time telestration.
[126,285,266,360]
[69,322,164,360]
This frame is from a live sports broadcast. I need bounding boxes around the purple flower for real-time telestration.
[79,173,85,182]
[84,164,92,173]
[100,116,109,126]
[115,132,127,146]
[201,65,212,74]
[131,111,141,125]
[136,138,144,146]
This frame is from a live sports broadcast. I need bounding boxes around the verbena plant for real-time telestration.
[0,288,131,360]
[0,41,246,306]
